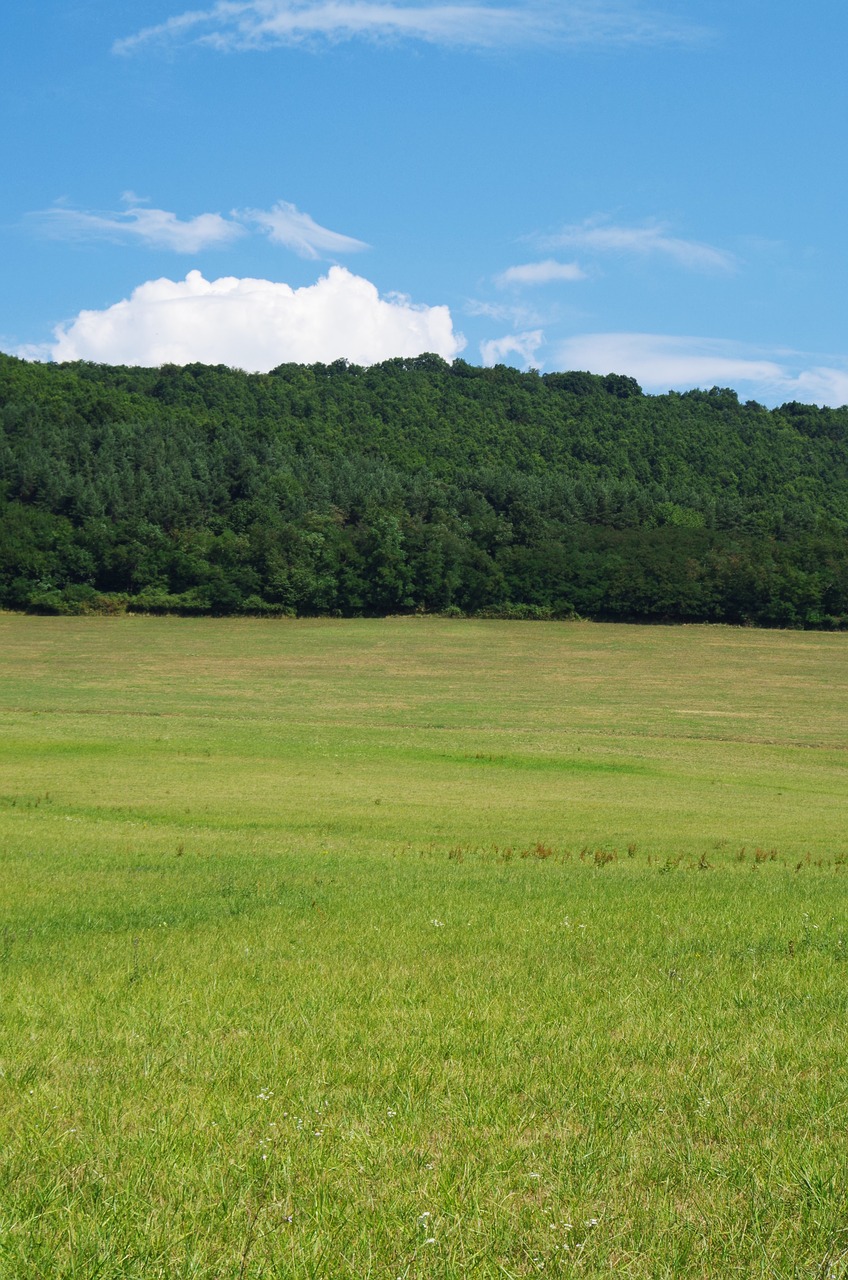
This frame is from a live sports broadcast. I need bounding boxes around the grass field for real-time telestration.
[1,615,847,1278]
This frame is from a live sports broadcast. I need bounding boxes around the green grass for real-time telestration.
[1,615,847,1278]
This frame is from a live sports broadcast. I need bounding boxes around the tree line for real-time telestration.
[1,352,847,627]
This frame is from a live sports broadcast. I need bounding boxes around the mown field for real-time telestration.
[1,615,847,1279]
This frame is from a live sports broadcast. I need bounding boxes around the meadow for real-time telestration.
[1,614,847,1279]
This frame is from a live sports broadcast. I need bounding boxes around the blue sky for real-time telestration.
[2,0,846,403]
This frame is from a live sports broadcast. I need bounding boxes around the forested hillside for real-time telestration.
[2,351,847,626]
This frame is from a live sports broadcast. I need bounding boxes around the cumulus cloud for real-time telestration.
[29,197,366,261]
[541,217,735,273]
[30,203,243,252]
[114,1,705,55]
[46,267,465,369]
[480,329,544,368]
[238,200,369,258]
[553,332,848,406]
[495,259,586,287]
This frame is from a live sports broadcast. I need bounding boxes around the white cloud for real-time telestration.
[481,329,544,368]
[46,267,465,369]
[238,200,369,258]
[465,298,545,327]
[553,332,848,406]
[29,197,367,260]
[495,259,586,287]
[542,217,735,273]
[30,203,243,253]
[114,1,706,55]
[788,366,848,407]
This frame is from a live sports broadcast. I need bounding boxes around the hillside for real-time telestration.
[2,352,847,626]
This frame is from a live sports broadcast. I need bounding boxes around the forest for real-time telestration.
[1,351,847,627]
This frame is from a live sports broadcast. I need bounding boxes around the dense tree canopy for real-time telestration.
[1,351,847,626]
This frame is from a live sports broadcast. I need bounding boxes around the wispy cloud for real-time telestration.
[553,332,848,406]
[495,259,586,287]
[466,298,545,327]
[238,200,369,258]
[30,202,244,253]
[27,197,367,261]
[481,329,544,368]
[113,1,707,56]
[540,217,735,273]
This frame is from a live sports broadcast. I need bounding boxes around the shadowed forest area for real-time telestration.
[2,352,847,626]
